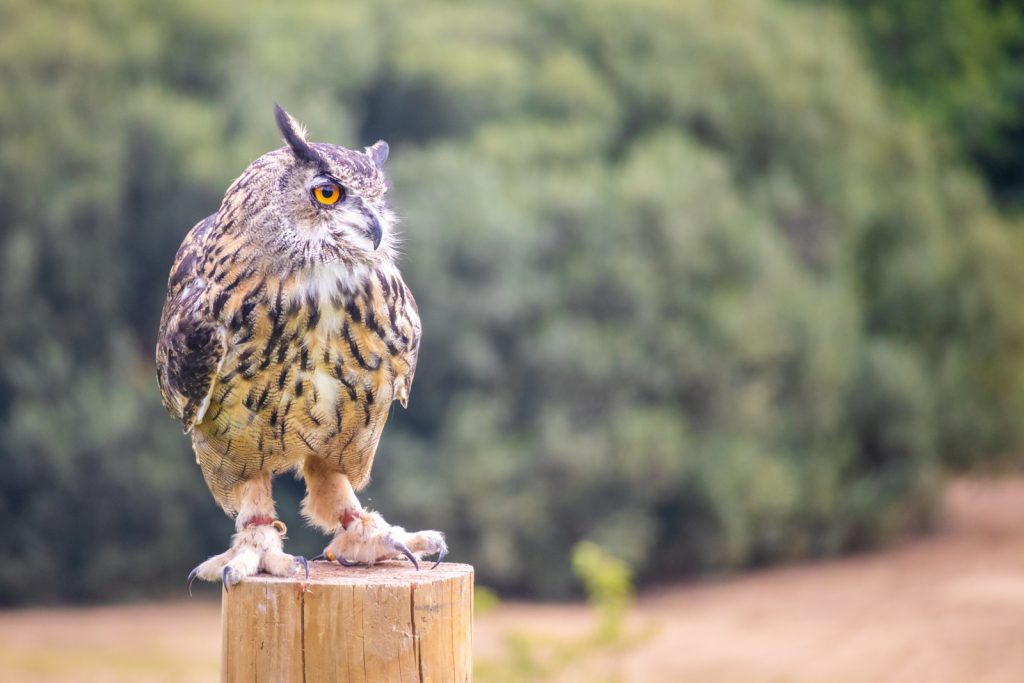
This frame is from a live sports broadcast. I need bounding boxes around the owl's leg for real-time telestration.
[187,472,308,591]
[301,457,447,569]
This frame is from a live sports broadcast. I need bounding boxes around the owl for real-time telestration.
[156,105,445,589]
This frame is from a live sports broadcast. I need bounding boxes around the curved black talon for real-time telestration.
[395,540,420,571]
[222,566,232,592]
[295,555,310,579]
[431,542,448,570]
[336,556,360,567]
[186,567,200,597]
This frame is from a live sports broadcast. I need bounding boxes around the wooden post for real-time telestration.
[221,561,473,682]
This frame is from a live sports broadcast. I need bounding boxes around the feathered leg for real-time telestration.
[188,472,308,591]
[301,457,446,569]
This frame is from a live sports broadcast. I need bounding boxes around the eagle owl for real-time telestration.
[156,105,445,588]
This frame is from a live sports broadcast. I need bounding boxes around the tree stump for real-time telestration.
[221,561,473,682]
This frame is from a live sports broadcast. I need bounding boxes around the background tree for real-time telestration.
[817,0,1024,205]
[0,0,1021,602]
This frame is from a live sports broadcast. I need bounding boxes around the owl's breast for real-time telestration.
[193,260,417,477]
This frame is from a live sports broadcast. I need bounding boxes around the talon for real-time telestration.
[337,556,360,567]
[222,566,232,592]
[295,556,310,579]
[394,540,419,570]
[187,567,200,597]
[431,541,448,570]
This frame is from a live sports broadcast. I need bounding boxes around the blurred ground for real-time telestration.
[1,476,1022,683]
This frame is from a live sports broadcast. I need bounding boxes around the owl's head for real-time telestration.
[223,105,396,267]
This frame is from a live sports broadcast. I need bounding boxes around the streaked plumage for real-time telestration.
[156,106,443,587]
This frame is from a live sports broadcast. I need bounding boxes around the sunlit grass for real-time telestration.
[0,643,218,682]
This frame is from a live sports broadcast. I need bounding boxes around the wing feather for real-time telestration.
[398,286,421,408]
[155,216,225,431]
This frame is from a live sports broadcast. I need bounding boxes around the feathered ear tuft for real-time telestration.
[366,140,389,168]
[274,104,322,165]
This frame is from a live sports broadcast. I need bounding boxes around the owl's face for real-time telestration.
[222,107,396,268]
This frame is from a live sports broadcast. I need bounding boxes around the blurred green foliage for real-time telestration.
[0,0,1022,604]
[476,542,648,683]
[817,0,1024,206]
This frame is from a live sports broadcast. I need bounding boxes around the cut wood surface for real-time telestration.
[220,561,473,683]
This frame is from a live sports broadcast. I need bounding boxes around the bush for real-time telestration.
[0,0,1021,602]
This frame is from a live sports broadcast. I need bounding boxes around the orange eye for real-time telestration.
[312,182,343,206]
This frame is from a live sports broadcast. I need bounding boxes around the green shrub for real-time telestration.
[0,0,1020,602]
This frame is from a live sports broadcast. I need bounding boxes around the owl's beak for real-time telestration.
[366,207,383,250]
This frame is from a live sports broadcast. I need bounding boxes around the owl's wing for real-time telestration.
[155,216,226,432]
[395,284,421,409]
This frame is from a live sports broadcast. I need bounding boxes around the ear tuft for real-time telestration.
[274,104,322,165]
[366,140,389,168]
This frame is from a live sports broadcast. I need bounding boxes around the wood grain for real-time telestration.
[221,562,473,683]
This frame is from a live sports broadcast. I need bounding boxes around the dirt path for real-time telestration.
[624,476,1024,682]
[1,477,1022,683]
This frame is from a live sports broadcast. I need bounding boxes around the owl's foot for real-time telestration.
[186,521,308,593]
[313,509,447,570]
